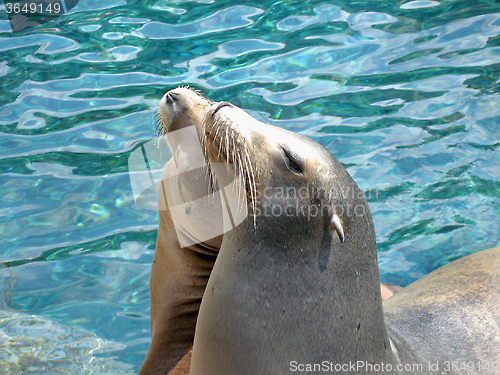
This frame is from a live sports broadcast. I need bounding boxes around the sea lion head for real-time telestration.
[156,86,212,135]
[201,100,376,257]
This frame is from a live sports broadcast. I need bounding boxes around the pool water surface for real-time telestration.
[1,0,500,372]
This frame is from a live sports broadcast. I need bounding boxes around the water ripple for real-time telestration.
[133,6,264,39]
[0,308,134,374]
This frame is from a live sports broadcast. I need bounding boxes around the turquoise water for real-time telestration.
[1,0,500,372]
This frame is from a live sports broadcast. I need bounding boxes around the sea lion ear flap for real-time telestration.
[329,213,345,243]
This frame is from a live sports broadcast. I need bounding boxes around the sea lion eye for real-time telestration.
[281,146,303,174]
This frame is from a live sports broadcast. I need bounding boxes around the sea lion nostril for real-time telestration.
[165,91,181,105]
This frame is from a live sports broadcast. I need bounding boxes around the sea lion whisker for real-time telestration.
[235,151,245,212]
[225,124,230,168]
[243,148,257,225]
[200,122,219,199]
[243,151,256,219]
[215,118,226,159]
[237,146,250,213]
[214,118,224,142]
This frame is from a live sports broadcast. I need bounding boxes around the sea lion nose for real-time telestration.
[165,91,181,105]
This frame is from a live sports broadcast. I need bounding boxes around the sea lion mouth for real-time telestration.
[212,101,235,116]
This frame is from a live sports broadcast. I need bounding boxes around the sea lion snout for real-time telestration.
[156,87,212,135]
[165,90,181,105]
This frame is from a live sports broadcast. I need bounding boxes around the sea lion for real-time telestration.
[138,88,403,375]
[189,96,396,374]
[188,96,500,374]
[137,88,220,375]
[140,88,499,375]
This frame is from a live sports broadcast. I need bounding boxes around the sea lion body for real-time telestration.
[138,88,499,375]
[384,247,500,374]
